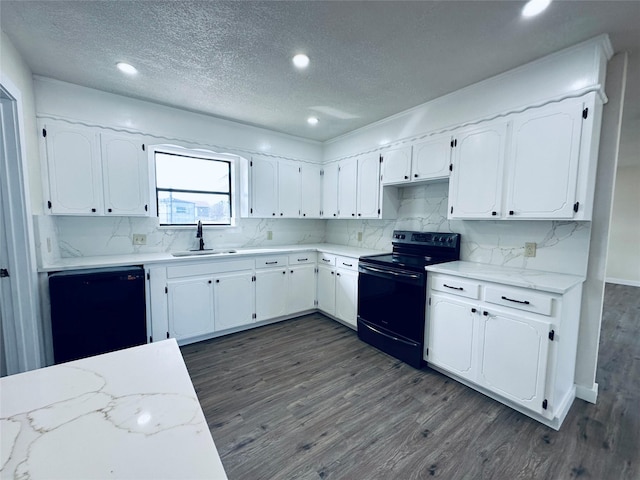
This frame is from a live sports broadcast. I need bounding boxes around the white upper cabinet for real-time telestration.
[381,146,412,184]
[41,122,150,216]
[381,134,451,186]
[101,132,149,216]
[337,158,358,218]
[448,120,509,219]
[250,157,279,217]
[412,133,452,181]
[321,162,339,218]
[300,163,322,218]
[356,154,380,218]
[448,95,598,221]
[42,122,104,215]
[505,99,584,219]
[277,160,301,217]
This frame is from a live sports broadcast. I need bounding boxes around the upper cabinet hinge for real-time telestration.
[250,160,253,167]
[47,200,52,209]
[379,155,383,163]
[573,202,579,213]
[542,399,548,410]
[428,297,431,306]
[582,108,589,119]
[548,330,555,341]
[449,164,453,172]
[426,348,429,356]
[320,169,324,176]
[299,167,301,173]
[165,286,168,294]
[252,313,257,319]
[377,208,381,215]
[42,128,47,137]
[250,207,253,214]
[450,206,454,214]
[144,204,148,212]
[450,139,457,148]
[146,272,150,280]
[252,275,256,282]
[142,144,146,151]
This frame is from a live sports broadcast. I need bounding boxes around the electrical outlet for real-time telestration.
[46,237,52,253]
[267,231,273,240]
[133,234,147,245]
[357,232,363,242]
[524,242,536,257]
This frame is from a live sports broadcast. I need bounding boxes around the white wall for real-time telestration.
[1,31,41,212]
[606,165,640,286]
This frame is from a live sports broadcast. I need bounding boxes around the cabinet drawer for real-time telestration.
[317,253,336,266]
[431,275,480,299]
[288,253,315,265]
[484,286,554,316]
[167,259,254,278]
[255,255,288,269]
[336,256,358,271]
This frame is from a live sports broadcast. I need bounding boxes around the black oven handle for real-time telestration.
[358,264,423,285]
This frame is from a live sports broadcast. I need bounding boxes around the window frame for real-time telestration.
[149,145,239,228]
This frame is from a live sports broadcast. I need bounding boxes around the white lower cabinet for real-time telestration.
[213,271,255,331]
[316,254,359,328]
[255,267,289,321]
[425,271,583,430]
[167,277,215,341]
[288,264,317,314]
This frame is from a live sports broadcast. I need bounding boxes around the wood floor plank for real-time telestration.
[182,283,640,479]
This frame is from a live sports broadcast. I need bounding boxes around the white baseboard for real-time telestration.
[606,277,640,287]
[575,383,598,404]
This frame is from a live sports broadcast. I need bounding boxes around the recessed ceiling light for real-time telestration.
[116,62,138,75]
[292,54,310,69]
[522,0,551,18]
[307,116,319,126]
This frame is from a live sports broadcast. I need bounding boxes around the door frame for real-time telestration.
[0,74,44,375]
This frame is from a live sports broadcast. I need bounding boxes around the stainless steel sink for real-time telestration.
[171,249,238,257]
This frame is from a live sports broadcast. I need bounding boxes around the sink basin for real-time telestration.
[171,249,238,257]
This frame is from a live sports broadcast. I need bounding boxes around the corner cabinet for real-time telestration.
[448,93,602,221]
[40,121,150,216]
[425,269,583,430]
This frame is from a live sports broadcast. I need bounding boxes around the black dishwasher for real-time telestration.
[49,266,147,364]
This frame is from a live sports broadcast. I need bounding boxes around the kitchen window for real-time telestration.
[153,147,235,226]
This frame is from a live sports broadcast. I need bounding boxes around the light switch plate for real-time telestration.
[357,232,363,242]
[267,231,273,240]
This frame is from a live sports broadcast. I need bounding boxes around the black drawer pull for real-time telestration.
[444,284,464,291]
[322,258,331,263]
[297,258,308,262]
[265,261,278,265]
[342,262,353,267]
[501,295,530,305]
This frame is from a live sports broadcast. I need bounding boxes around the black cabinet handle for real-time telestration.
[290,270,294,274]
[404,175,409,179]
[322,258,331,263]
[471,308,477,313]
[414,174,418,178]
[492,211,497,216]
[443,284,463,291]
[282,271,286,275]
[336,272,341,276]
[509,210,515,216]
[272,213,276,216]
[108,208,112,213]
[358,213,362,217]
[280,213,283,216]
[265,261,278,265]
[352,213,355,216]
[216,279,220,283]
[342,262,353,267]
[297,258,308,262]
[483,311,489,316]
[91,208,96,213]
[501,295,530,305]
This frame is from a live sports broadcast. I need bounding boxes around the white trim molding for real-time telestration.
[575,383,599,404]
[605,277,640,288]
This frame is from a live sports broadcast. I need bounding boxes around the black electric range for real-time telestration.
[357,230,461,367]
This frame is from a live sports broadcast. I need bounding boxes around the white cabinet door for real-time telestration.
[412,133,452,181]
[213,271,255,331]
[101,132,149,216]
[448,121,509,219]
[250,157,278,218]
[278,160,301,217]
[255,268,288,321]
[300,163,322,218]
[287,264,317,314]
[167,277,215,340]
[335,269,358,327]
[505,100,584,219]
[381,146,411,185]
[478,309,552,416]
[321,162,339,218]
[316,265,336,316]
[427,294,476,381]
[357,154,380,218]
[337,158,358,218]
[43,123,103,215]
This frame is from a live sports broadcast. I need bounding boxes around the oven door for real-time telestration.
[357,262,426,343]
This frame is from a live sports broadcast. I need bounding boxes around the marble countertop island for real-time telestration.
[0,340,227,479]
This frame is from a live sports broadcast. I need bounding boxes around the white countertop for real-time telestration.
[426,261,585,294]
[38,243,385,272]
[0,340,228,480]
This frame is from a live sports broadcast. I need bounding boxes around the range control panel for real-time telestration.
[392,230,460,248]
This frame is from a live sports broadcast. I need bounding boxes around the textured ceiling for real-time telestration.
[1,1,639,164]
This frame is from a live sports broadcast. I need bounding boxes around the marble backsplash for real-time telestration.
[325,182,592,277]
[34,181,591,277]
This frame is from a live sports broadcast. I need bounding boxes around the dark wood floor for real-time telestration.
[181,283,639,479]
